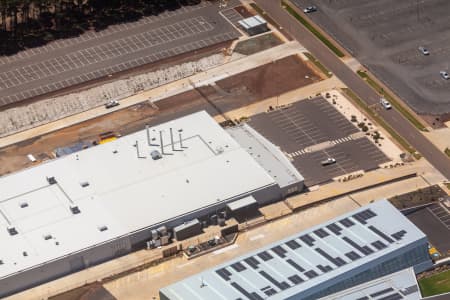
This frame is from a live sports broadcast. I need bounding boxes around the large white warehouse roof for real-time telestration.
[0,111,277,279]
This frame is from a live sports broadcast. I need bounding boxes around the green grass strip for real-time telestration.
[281,1,344,58]
[341,88,417,155]
[419,269,450,297]
[304,52,332,77]
[357,70,427,132]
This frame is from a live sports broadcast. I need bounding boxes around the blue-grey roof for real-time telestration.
[160,200,427,300]
[321,267,420,300]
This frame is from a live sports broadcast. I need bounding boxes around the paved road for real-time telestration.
[254,0,450,180]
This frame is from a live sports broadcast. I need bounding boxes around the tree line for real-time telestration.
[0,0,203,56]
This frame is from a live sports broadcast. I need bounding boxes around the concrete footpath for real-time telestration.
[287,159,446,210]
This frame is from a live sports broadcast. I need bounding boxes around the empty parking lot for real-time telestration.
[407,203,450,254]
[0,1,240,107]
[249,97,389,186]
[292,0,450,114]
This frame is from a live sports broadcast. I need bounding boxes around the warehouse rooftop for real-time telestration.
[227,124,304,190]
[160,200,428,300]
[0,111,278,279]
[321,267,420,300]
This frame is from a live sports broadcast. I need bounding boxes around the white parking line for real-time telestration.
[213,244,239,255]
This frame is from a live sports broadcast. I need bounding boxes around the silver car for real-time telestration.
[380,98,392,110]
[440,71,450,80]
[304,6,317,13]
[418,46,429,55]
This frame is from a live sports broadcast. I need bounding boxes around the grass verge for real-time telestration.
[357,70,427,132]
[341,88,417,156]
[304,52,332,78]
[419,269,450,297]
[281,1,344,58]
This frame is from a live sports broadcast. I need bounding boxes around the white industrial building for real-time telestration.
[160,200,433,300]
[0,111,304,298]
[238,15,269,36]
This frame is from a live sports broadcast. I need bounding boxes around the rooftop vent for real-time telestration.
[19,202,28,208]
[80,181,90,188]
[7,226,17,236]
[43,234,52,240]
[69,204,81,214]
[98,225,108,232]
[151,150,162,160]
[22,251,28,257]
[47,176,57,185]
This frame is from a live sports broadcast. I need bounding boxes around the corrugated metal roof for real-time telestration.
[160,200,428,300]
[227,124,304,188]
[321,268,420,300]
[238,15,267,30]
[227,195,257,211]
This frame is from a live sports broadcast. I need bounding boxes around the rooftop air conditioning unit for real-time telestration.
[7,226,17,236]
[151,150,162,160]
[69,204,81,214]
[47,176,57,185]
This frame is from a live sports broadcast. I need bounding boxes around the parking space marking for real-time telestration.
[427,205,450,230]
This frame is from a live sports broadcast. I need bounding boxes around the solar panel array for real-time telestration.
[210,208,412,300]
[160,201,428,300]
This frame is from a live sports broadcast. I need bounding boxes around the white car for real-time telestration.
[304,6,317,13]
[105,100,120,109]
[321,158,336,166]
[440,71,450,80]
[418,46,429,55]
[380,98,392,110]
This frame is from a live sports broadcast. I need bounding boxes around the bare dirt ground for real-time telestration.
[216,54,320,103]
[234,32,282,56]
[49,283,116,300]
[0,55,320,176]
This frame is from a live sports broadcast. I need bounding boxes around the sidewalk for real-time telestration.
[286,159,446,210]
[0,41,304,150]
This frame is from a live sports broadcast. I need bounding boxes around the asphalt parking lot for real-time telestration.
[248,97,389,186]
[0,1,240,107]
[292,139,388,186]
[248,97,358,152]
[407,203,450,255]
[292,0,450,114]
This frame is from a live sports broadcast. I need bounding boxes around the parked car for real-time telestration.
[321,158,336,166]
[440,71,450,80]
[105,100,120,109]
[380,98,392,110]
[304,6,317,13]
[418,46,429,55]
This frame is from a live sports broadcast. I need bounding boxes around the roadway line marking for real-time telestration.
[176,261,195,269]
[250,234,265,241]
[213,244,238,255]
